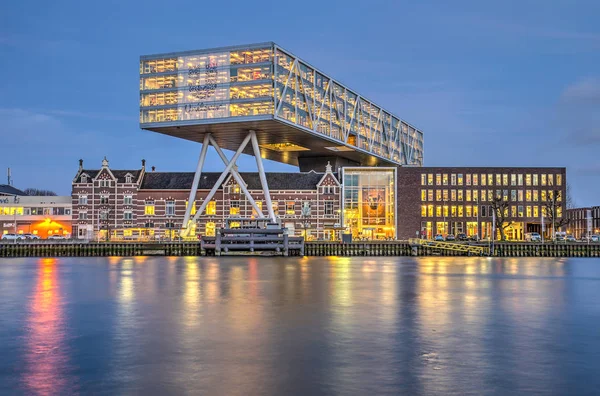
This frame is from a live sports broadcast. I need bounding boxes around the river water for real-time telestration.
[1,256,599,395]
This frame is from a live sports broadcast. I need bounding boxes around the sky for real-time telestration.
[1,0,599,205]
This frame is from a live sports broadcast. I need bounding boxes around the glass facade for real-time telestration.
[342,168,396,239]
[140,43,424,166]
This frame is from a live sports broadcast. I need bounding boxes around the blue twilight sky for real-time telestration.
[1,0,599,204]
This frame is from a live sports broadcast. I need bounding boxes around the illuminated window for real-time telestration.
[542,206,547,216]
[503,174,508,186]
[518,174,523,186]
[466,205,472,217]
[421,205,427,217]
[252,201,263,218]
[533,174,539,186]
[556,174,562,186]
[548,174,554,186]
[436,206,442,217]
[428,205,434,217]
[473,174,478,186]
[207,200,216,215]
[503,190,508,201]
[526,174,531,186]
[286,202,295,215]
[533,190,539,201]
[496,174,501,186]
[427,174,433,186]
[436,174,441,186]
[466,190,471,202]
[166,200,175,216]
[541,191,547,202]
[480,190,486,202]
[533,206,539,217]
[466,174,471,186]
[230,201,240,215]
[473,190,478,202]
[185,200,197,215]
[232,184,241,194]
[458,205,464,217]
[451,174,457,186]
[526,206,532,217]
[511,174,516,186]
[428,190,433,201]
[473,205,478,217]
[458,190,463,201]
[145,202,155,215]
[518,205,524,217]
[451,206,457,217]
[436,190,442,201]
[511,206,517,217]
[443,205,449,217]
[457,174,463,186]
[488,190,493,201]
[541,174,547,186]
[421,190,427,201]
[442,174,448,185]
[518,190,523,201]
[443,190,449,201]
[421,174,426,185]
[481,174,486,186]
[205,222,216,237]
[451,190,456,201]
[272,201,279,213]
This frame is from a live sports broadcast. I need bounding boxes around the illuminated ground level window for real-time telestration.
[342,167,396,239]
[205,222,216,237]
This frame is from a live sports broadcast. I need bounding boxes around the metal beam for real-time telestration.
[207,134,264,218]
[249,130,276,222]
[189,132,252,225]
[181,134,210,236]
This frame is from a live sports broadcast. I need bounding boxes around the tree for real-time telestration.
[489,195,513,241]
[566,183,576,210]
[543,189,570,236]
[24,188,57,196]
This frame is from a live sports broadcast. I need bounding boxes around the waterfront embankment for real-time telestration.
[2,241,600,258]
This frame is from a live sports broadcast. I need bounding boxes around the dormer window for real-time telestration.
[125,175,133,183]
[81,175,88,183]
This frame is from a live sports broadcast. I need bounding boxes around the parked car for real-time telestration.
[525,232,541,242]
[469,234,480,241]
[22,233,40,240]
[456,233,468,241]
[565,235,576,242]
[1,233,23,240]
[593,235,600,243]
[47,235,66,240]
[445,234,456,241]
[434,234,444,241]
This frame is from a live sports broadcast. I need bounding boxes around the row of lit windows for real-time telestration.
[421,189,562,203]
[421,204,561,218]
[141,200,335,217]
[421,173,562,187]
[140,67,272,91]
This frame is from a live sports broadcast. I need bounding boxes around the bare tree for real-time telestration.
[24,188,57,196]
[489,195,513,241]
[543,189,570,235]
[566,183,576,210]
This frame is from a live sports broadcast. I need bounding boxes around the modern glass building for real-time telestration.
[140,42,424,168]
[342,167,397,239]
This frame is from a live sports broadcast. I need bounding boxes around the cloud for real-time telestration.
[561,77,600,103]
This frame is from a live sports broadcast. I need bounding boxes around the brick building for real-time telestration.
[71,158,341,240]
[567,207,600,239]
[396,167,567,240]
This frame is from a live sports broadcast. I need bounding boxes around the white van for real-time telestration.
[525,232,541,242]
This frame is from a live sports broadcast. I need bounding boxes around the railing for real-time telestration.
[201,228,304,256]
[408,238,488,256]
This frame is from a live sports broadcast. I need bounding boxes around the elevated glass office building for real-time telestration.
[140,42,424,168]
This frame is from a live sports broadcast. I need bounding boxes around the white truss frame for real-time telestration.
[181,131,276,237]
[272,45,423,166]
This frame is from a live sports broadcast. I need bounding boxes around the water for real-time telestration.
[1,257,600,395]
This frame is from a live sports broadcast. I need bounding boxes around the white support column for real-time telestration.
[207,135,264,218]
[190,132,252,224]
[249,130,276,222]
[181,134,211,235]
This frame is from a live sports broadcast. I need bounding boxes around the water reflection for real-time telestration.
[23,258,73,395]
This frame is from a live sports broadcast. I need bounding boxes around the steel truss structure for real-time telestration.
[273,45,423,166]
[181,130,276,237]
